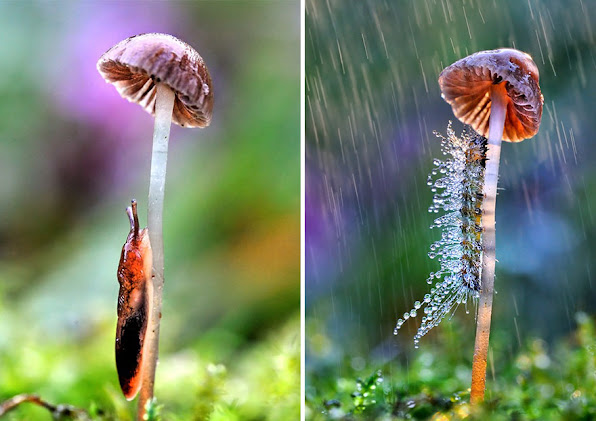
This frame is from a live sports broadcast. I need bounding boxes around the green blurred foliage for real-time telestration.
[306,313,596,420]
[0,1,299,419]
[1,315,299,420]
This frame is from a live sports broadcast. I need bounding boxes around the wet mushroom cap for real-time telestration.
[438,48,543,142]
[97,33,213,128]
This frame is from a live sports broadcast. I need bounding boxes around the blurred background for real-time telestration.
[0,1,299,419]
[306,0,595,400]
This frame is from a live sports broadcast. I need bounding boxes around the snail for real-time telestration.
[116,200,153,400]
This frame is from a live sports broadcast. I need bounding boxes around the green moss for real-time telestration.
[0,315,299,420]
[307,313,596,420]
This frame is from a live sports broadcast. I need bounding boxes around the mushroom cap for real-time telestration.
[97,33,213,128]
[438,48,543,142]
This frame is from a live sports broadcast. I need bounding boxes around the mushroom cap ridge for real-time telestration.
[438,48,543,142]
[97,33,213,128]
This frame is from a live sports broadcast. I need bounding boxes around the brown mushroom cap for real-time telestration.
[438,48,543,142]
[97,33,213,128]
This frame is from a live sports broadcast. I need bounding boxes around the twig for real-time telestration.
[0,393,90,419]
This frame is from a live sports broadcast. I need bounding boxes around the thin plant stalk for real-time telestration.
[138,83,175,418]
[470,85,506,404]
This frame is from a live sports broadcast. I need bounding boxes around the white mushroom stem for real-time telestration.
[470,84,507,404]
[139,82,175,417]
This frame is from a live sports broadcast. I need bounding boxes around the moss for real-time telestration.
[0,315,299,420]
[307,313,596,420]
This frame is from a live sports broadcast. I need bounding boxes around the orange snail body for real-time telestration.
[116,200,153,401]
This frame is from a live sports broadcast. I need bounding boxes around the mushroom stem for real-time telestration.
[138,83,175,418]
[470,85,506,404]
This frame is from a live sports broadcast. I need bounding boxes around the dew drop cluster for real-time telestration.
[351,370,384,412]
[394,123,487,347]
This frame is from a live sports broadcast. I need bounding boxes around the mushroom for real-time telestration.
[97,33,213,414]
[439,48,542,143]
[438,48,543,404]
